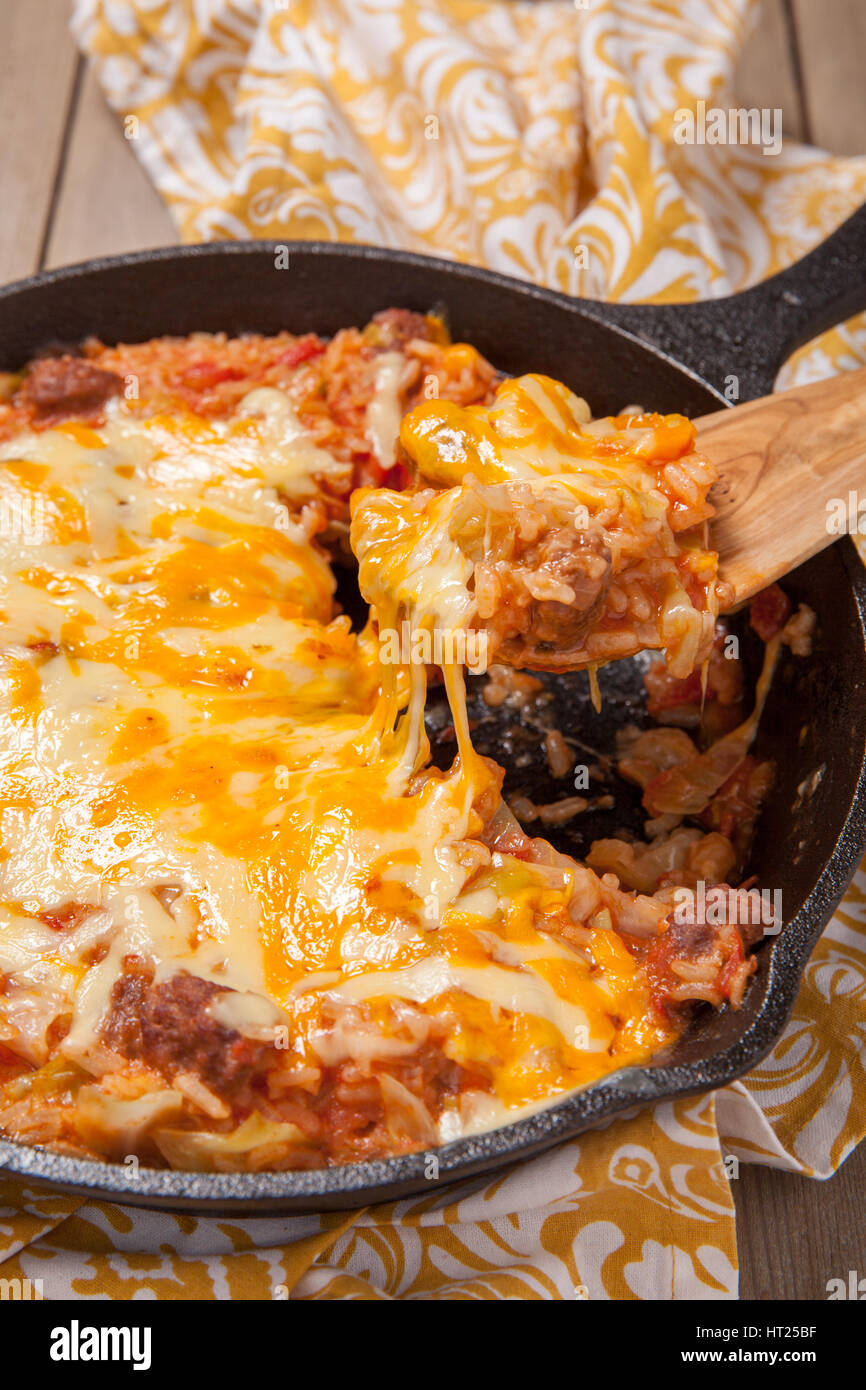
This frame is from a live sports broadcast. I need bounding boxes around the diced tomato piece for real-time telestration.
[716,935,748,998]
[355,456,387,489]
[277,335,326,369]
[181,361,246,391]
[749,583,791,641]
[645,662,703,716]
[382,460,412,491]
[700,755,773,850]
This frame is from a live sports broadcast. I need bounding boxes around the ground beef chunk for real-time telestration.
[498,529,612,662]
[21,354,122,422]
[445,481,613,669]
[369,307,436,347]
[103,968,268,1096]
[475,525,612,668]
[312,1036,485,1162]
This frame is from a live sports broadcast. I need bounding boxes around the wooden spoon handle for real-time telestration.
[697,365,866,607]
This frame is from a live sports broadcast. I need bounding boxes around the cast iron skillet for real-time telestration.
[0,207,865,1213]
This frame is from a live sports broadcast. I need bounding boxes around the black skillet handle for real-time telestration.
[584,201,866,403]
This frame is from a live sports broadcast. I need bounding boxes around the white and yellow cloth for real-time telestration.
[2,0,865,1299]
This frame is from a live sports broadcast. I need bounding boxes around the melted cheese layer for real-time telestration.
[352,374,719,680]
[0,379,675,1144]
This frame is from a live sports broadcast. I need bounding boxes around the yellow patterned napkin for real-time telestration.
[2,0,864,1300]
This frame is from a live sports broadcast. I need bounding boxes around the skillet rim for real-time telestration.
[0,241,864,1211]
[0,239,730,407]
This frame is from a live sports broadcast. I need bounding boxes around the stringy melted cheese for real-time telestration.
[0,380,675,1143]
[352,373,718,682]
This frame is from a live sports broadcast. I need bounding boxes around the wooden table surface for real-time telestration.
[1,0,864,1302]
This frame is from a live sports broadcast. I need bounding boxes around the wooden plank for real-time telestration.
[734,0,805,143]
[0,0,80,284]
[736,1140,866,1299]
[45,65,178,270]
[793,0,866,154]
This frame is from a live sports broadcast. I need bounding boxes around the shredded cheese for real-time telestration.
[0,373,681,1144]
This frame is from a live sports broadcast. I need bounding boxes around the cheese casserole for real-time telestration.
[0,310,804,1171]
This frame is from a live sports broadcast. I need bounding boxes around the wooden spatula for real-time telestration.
[699,365,866,607]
